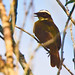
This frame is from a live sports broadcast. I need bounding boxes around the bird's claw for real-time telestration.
[46,51,50,57]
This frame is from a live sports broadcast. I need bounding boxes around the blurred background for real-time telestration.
[0,0,75,75]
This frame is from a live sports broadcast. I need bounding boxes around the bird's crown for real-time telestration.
[38,10,51,15]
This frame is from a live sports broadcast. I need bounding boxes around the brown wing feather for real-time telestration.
[33,20,61,50]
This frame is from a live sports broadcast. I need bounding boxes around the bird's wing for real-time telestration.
[33,20,61,50]
[41,20,61,50]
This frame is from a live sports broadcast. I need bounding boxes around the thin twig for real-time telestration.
[13,37,33,75]
[65,0,69,11]
[62,64,74,75]
[70,23,75,69]
[0,35,4,40]
[73,44,75,69]
[9,0,18,23]
[15,25,39,42]
[24,44,40,75]
[15,1,34,75]
[56,0,75,25]
[70,23,75,45]
[15,25,49,52]
[15,2,33,70]
[18,0,33,44]
[10,0,19,74]
[57,3,75,75]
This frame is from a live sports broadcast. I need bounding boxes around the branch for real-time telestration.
[56,0,75,25]
[0,0,14,68]
[70,23,75,69]
[17,0,33,45]
[15,25,49,52]
[24,44,40,75]
[62,64,74,75]
[0,35,4,40]
[14,1,34,75]
[9,0,18,23]
[0,0,15,74]
[0,55,5,74]
[0,27,33,75]
[9,0,33,74]
[65,0,69,11]
[57,3,75,75]
[15,1,34,66]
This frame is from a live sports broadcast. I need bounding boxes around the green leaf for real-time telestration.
[65,0,75,6]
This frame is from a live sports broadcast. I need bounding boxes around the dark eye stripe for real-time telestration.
[37,12,51,18]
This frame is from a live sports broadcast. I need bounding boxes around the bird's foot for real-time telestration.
[46,50,50,57]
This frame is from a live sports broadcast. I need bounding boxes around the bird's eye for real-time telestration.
[42,13,47,16]
[42,13,45,15]
[45,13,48,16]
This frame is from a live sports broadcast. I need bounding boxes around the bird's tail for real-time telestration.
[50,51,60,68]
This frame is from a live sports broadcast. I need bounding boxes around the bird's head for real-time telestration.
[34,10,52,20]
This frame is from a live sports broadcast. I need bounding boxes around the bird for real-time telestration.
[33,10,61,68]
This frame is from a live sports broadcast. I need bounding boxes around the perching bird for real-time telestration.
[33,10,61,68]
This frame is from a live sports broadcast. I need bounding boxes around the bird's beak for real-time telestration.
[34,13,38,17]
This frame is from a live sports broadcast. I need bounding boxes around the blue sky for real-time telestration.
[0,0,75,75]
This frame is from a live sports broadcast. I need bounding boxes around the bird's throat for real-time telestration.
[38,17,48,21]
